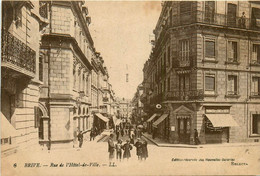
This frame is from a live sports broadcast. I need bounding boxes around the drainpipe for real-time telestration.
[47,0,53,150]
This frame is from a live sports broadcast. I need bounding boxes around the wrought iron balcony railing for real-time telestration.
[165,90,204,101]
[1,30,36,73]
[172,10,253,30]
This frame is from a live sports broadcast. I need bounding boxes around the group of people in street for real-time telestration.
[108,133,148,162]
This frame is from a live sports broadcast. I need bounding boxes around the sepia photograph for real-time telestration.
[1,0,260,175]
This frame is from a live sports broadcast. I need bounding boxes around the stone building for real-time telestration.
[142,1,260,144]
[132,83,145,124]
[39,1,98,149]
[1,1,47,155]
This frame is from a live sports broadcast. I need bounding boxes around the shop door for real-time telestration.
[178,118,191,143]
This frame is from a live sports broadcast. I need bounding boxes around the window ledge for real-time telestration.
[202,59,218,63]
[225,61,240,65]
[249,134,260,138]
[225,94,240,98]
[250,95,260,98]
[204,93,218,97]
[250,63,260,67]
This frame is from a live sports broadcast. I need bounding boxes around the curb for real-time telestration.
[142,134,198,148]
[142,134,260,149]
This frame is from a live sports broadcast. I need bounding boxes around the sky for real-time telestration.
[86,1,161,100]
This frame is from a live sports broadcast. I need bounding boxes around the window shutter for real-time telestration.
[234,76,238,93]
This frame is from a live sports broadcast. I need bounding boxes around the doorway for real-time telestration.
[178,118,191,143]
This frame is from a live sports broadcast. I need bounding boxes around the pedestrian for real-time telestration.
[120,127,124,137]
[90,128,96,141]
[122,139,132,161]
[194,129,200,145]
[108,134,115,160]
[77,131,84,148]
[134,138,143,160]
[141,140,148,160]
[115,139,123,161]
[116,129,120,141]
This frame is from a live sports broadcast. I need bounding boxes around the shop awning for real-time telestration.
[95,113,109,122]
[1,112,20,138]
[205,114,239,127]
[153,114,168,127]
[147,114,157,122]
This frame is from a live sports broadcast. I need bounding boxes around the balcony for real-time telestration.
[165,90,204,101]
[1,30,36,75]
[172,10,255,30]
[172,56,195,68]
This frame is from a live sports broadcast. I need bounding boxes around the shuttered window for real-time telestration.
[205,75,215,91]
[205,40,215,57]
[227,75,238,95]
[252,77,260,96]
[228,41,238,62]
[252,8,260,28]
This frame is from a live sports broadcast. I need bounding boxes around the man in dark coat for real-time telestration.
[77,131,84,148]
[90,129,96,141]
[194,129,200,145]
[107,134,115,160]
[141,140,148,160]
[122,140,132,160]
[134,138,143,160]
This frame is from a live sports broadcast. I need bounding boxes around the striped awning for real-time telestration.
[147,114,157,122]
[153,114,168,127]
[95,113,109,122]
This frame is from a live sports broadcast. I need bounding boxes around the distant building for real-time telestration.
[132,83,145,124]
[142,1,260,144]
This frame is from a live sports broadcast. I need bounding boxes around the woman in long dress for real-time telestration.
[122,140,132,160]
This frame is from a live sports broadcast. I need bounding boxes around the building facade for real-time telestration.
[142,1,260,144]
[1,1,46,155]
[132,83,145,124]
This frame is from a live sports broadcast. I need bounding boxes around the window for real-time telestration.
[252,44,260,64]
[227,75,238,95]
[205,75,215,91]
[252,77,260,96]
[180,1,191,15]
[205,1,215,23]
[39,56,43,82]
[205,40,215,58]
[179,39,190,61]
[252,8,260,28]
[252,114,260,135]
[227,3,237,27]
[228,41,238,62]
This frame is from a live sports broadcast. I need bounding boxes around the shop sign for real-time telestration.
[171,126,175,131]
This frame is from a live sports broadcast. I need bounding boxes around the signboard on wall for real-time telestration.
[171,126,175,131]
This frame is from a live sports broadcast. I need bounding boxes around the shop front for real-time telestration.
[152,114,169,140]
[204,113,238,143]
[146,113,159,134]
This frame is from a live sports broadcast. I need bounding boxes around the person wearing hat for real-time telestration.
[115,139,123,161]
[122,139,132,160]
[134,138,143,160]
[141,140,148,160]
[108,134,115,160]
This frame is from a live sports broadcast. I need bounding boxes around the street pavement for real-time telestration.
[1,134,260,176]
